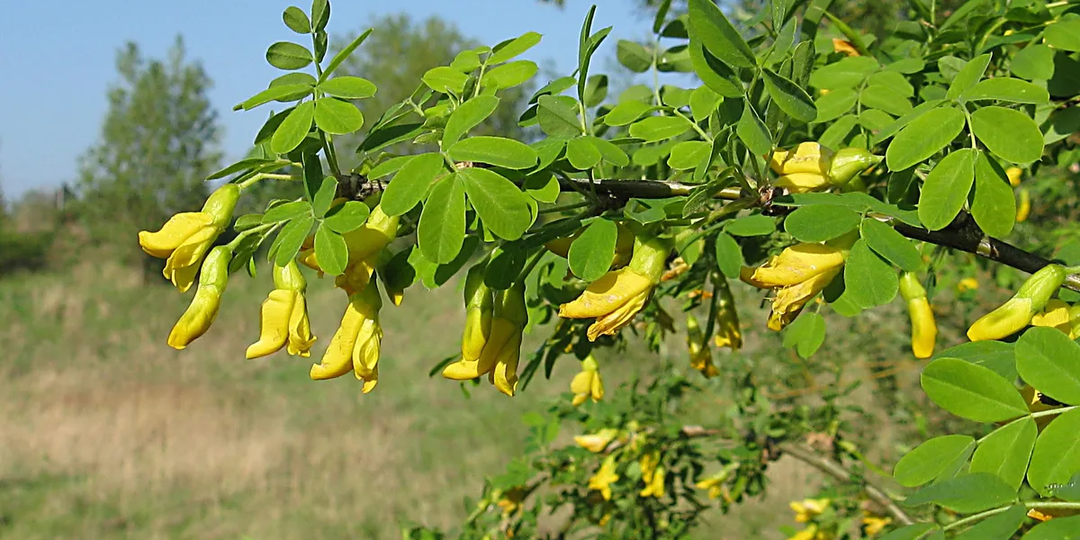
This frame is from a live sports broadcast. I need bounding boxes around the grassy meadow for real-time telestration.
[0,253,992,539]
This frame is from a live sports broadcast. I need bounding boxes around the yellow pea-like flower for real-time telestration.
[900,273,937,359]
[1030,298,1080,339]
[559,234,671,341]
[767,267,843,331]
[309,281,383,393]
[968,264,1066,341]
[570,355,604,406]
[861,515,892,537]
[639,465,665,498]
[443,282,528,397]
[832,38,860,57]
[588,455,620,501]
[139,184,240,293]
[768,143,880,193]
[741,243,848,289]
[957,277,979,292]
[246,259,316,359]
[686,314,718,378]
[1006,167,1023,187]
[1016,188,1031,222]
[790,498,831,523]
[300,201,400,295]
[167,246,232,350]
[574,428,619,453]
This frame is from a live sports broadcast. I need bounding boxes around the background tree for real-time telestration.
[75,37,222,277]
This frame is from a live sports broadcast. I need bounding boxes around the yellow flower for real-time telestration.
[442,282,528,396]
[832,38,860,56]
[640,465,665,498]
[1006,167,1023,187]
[957,277,979,292]
[768,143,880,193]
[900,273,936,359]
[309,281,383,393]
[300,202,399,295]
[588,455,620,501]
[695,476,724,500]
[167,246,232,350]
[246,260,316,359]
[559,235,671,341]
[139,184,240,293]
[1028,504,1080,521]
[496,486,528,516]
[861,514,892,536]
[790,498,831,523]
[574,428,619,453]
[713,297,742,350]
[1031,299,1080,339]
[788,524,835,540]
[686,314,718,378]
[742,243,847,288]
[570,355,604,406]
[767,267,843,331]
[968,264,1066,341]
[1017,188,1031,222]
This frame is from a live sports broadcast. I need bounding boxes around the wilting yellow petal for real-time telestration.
[967,297,1034,342]
[832,38,860,56]
[745,244,846,288]
[908,297,937,359]
[246,290,298,359]
[139,212,214,258]
[767,268,842,331]
[587,287,650,341]
[769,142,832,175]
[775,172,831,193]
[559,268,653,319]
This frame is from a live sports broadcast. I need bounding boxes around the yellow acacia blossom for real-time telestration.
[570,355,604,406]
[957,277,979,292]
[167,246,232,350]
[968,264,1066,341]
[640,465,665,498]
[1006,167,1023,187]
[559,234,671,341]
[300,200,399,296]
[1031,299,1080,339]
[788,525,835,540]
[790,498,831,523]
[574,428,619,453]
[861,513,891,536]
[695,476,725,500]
[768,142,880,193]
[1017,189,1031,222]
[832,38,860,56]
[442,280,528,397]
[309,281,383,393]
[1028,504,1080,522]
[544,222,636,269]
[589,455,620,501]
[246,259,316,359]
[900,273,937,359]
[139,184,240,293]
[686,314,718,378]
[713,294,742,350]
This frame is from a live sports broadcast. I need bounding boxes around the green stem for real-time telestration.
[538,201,592,215]
[238,172,294,190]
[674,109,714,143]
[517,249,548,281]
[977,406,1079,444]
[225,222,280,250]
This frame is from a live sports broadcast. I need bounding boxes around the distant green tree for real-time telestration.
[76,37,222,274]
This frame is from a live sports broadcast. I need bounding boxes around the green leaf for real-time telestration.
[616,40,653,73]
[953,505,1026,540]
[266,42,313,70]
[605,101,658,126]
[263,200,312,224]
[236,84,313,111]
[1054,472,1080,502]
[819,114,858,149]
[860,219,922,272]
[873,99,944,146]
[273,214,314,267]
[903,472,1016,513]
[448,136,538,170]
[688,37,743,98]
[886,58,926,75]
[714,232,743,278]
[869,70,915,97]
[487,31,542,65]
[972,152,1016,237]
[459,168,532,240]
[783,205,861,242]
[886,106,965,171]
[583,75,609,108]
[282,6,311,33]
[736,101,772,157]
[877,524,939,540]
[381,153,446,217]
[311,176,338,218]
[762,68,816,122]
[1045,20,1080,52]
[418,176,466,264]
[1044,106,1080,145]
[689,86,721,122]
[668,140,712,170]
[725,214,776,236]
[844,239,899,309]
[809,56,878,90]
[893,435,976,487]
[918,148,977,231]
[523,173,559,203]
[568,219,618,281]
[629,116,693,143]
[321,28,372,81]
[688,0,756,68]
[860,109,896,132]
[589,136,629,167]
[323,201,370,234]
[422,66,469,95]
[310,0,329,31]
[314,224,348,275]
[970,106,1045,164]
[946,54,992,99]
[537,95,582,137]
[1011,45,1055,81]
[313,97,364,135]
[318,76,377,99]
[782,312,826,358]
[936,341,1017,381]
[963,78,1049,104]
[970,417,1037,491]
[484,60,538,90]
[921,358,1029,422]
[1021,516,1080,540]
[566,137,602,170]
[1016,327,1080,406]
[813,87,857,123]
[860,85,913,116]
[444,96,500,147]
[271,101,315,154]
[1029,408,1080,497]
[368,155,415,180]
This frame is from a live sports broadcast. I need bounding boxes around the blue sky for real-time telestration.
[0,0,653,198]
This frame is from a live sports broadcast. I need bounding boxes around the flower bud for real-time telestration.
[1006,167,1022,187]
[570,355,604,406]
[769,142,833,176]
[686,314,718,378]
[1016,188,1031,222]
[968,264,1067,341]
[828,148,881,187]
[167,246,232,349]
[461,264,494,362]
[900,273,936,358]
